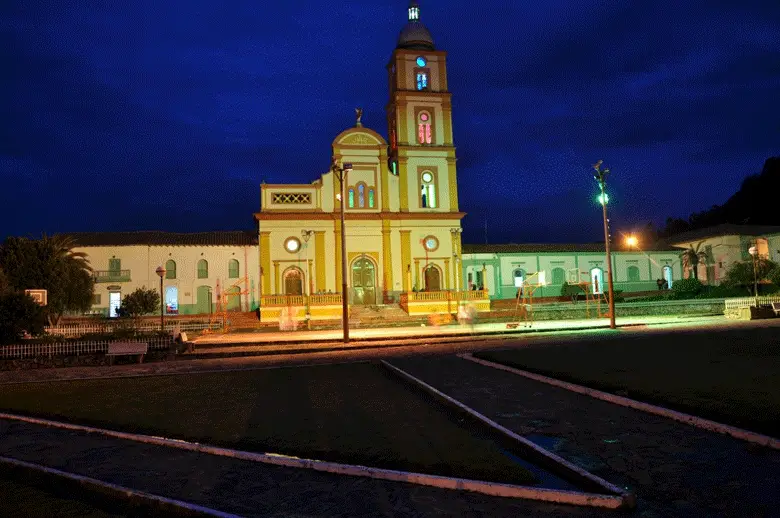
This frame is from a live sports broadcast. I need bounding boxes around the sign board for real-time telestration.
[25,289,48,306]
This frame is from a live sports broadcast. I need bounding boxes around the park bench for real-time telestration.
[106,341,148,365]
[772,302,780,317]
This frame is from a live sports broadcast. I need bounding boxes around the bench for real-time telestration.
[106,341,148,365]
[772,302,780,316]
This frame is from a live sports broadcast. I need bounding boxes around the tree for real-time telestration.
[117,287,160,318]
[723,258,778,295]
[769,266,780,288]
[0,267,9,295]
[0,235,94,325]
[680,242,707,280]
[0,292,47,344]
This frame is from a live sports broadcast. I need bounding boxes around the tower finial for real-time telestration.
[355,107,363,127]
[408,1,420,22]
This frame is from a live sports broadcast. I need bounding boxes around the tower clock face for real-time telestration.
[416,56,427,67]
[422,171,433,183]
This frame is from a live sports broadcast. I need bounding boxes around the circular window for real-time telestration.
[420,112,429,122]
[422,171,433,183]
[423,235,439,252]
[284,237,301,253]
[416,56,427,67]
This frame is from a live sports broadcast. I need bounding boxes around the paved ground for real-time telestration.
[0,420,606,517]
[390,356,780,518]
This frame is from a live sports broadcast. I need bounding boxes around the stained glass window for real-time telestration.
[348,188,355,208]
[416,72,428,90]
[368,189,375,208]
[358,183,365,208]
[417,112,432,144]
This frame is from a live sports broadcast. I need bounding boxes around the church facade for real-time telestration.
[255,2,463,305]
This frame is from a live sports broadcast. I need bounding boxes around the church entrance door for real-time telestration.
[351,257,376,305]
[424,265,441,291]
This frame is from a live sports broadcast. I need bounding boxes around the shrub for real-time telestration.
[769,266,780,288]
[117,287,160,318]
[671,278,704,299]
[0,292,47,344]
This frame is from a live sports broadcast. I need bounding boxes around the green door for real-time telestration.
[227,286,241,311]
[196,286,212,314]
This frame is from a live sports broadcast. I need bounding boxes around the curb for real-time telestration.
[1,411,626,508]
[461,353,780,450]
[380,360,635,509]
[0,455,238,517]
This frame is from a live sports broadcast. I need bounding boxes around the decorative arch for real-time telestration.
[332,127,387,147]
[627,265,640,283]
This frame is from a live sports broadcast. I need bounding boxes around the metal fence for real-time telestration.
[44,321,220,338]
[724,296,780,311]
[0,337,173,360]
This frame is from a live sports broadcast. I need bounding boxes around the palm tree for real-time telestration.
[681,242,707,280]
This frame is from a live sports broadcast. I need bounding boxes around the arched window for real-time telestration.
[165,260,176,279]
[417,111,433,144]
[348,188,355,208]
[420,170,437,208]
[513,268,525,287]
[368,188,375,208]
[551,267,565,285]
[197,259,209,279]
[627,265,640,282]
[228,259,240,279]
[357,183,366,208]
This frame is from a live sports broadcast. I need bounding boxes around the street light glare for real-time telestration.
[626,236,638,247]
[597,192,609,205]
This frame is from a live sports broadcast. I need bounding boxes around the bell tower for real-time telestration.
[386,1,458,214]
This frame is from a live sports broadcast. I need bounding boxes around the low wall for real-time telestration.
[492,299,725,321]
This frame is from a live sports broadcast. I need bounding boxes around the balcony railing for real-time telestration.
[93,270,131,283]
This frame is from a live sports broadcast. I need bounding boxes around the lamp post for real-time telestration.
[155,266,166,332]
[748,245,759,308]
[331,158,352,343]
[301,229,315,330]
[592,160,616,329]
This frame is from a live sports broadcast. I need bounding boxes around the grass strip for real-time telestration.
[474,327,780,437]
[0,362,536,485]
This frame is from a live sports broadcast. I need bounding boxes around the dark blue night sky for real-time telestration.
[3,1,779,244]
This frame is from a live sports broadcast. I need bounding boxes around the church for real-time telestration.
[69,2,742,320]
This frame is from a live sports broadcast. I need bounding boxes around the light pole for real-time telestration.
[592,160,616,329]
[155,266,166,332]
[331,158,352,343]
[301,229,315,330]
[748,245,759,308]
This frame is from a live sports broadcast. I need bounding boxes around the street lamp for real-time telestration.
[331,158,352,343]
[625,235,638,249]
[301,229,315,329]
[748,245,759,308]
[592,160,616,329]
[155,266,166,332]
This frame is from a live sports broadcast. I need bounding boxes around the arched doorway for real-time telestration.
[590,267,604,295]
[283,267,304,295]
[423,265,441,291]
[663,265,673,289]
[351,256,376,305]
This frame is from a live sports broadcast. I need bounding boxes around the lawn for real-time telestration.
[0,363,536,485]
[475,326,780,437]
[0,476,122,518]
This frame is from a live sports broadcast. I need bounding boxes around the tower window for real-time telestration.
[368,188,375,208]
[409,5,419,21]
[358,183,366,208]
[420,170,437,208]
[416,71,429,90]
[348,188,355,208]
[417,111,433,144]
